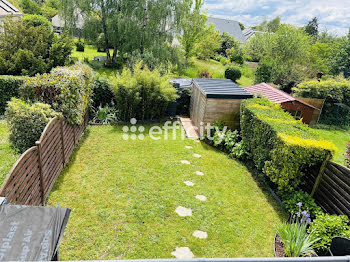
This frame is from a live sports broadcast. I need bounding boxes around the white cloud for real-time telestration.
[204,0,350,36]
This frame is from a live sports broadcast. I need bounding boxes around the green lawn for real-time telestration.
[0,120,18,187]
[48,125,285,260]
[181,58,255,87]
[312,125,350,165]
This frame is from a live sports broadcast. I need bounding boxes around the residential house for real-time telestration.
[207,17,246,43]
[0,0,23,31]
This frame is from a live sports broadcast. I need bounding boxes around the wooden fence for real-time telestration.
[0,114,88,206]
[303,161,350,218]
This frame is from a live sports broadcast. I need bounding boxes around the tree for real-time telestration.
[179,0,207,63]
[195,24,221,60]
[267,16,281,32]
[239,22,245,31]
[305,17,319,39]
[329,30,350,75]
[217,32,239,57]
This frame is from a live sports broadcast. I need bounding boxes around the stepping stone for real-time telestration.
[193,230,208,239]
[194,140,200,143]
[196,195,207,201]
[195,171,204,176]
[175,206,192,217]
[171,247,195,259]
[181,160,191,165]
[184,181,194,187]
[193,153,202,158]
[185,146,193,149]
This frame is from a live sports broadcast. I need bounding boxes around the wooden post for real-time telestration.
[36,141,46,206]
[311,154,331,197]
[72,125,76,146]
[60,120,66,165]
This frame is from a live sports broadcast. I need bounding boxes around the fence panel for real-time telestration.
[0,114,88,205]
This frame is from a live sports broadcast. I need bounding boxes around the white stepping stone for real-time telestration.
[196,195,207,201]
[184,181,194,187]
[195,171,204,176]
[185,146,193,149]
[193,153,202,158]
[171,247,195,259]
[194,140,200,143]
[193,230,208,239]
[175,206,192,217]
[181,160,191,165]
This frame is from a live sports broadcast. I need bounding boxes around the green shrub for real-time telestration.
[111,63,177,121]
[91,105,118,125]
[255,62,274,83]
[176,88,191,116]
[22,14,51,28]
[225,67,242,82]
[308,214,350,254]
[5,98,60,153]
[277,222,318,257]
[76,40,85,52]
[241,98,336,192]
[293,78,350,125]
[0,76,28,115]
[282,190,323,219]
[91,78,116,108]
[226,47,244,65]
[20,64,94,125]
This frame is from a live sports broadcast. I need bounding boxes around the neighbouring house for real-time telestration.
[52,10,84,34]
[242,28,264,41]
[190,78,253,132]
[243,83,319,125]
[0,0,23,31]
[207,17,246,43]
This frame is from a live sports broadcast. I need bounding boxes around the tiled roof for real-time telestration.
[243,83,316,108]
[207,17,245,43]
[242,28,264,40]
[0,0,22,17]
[193,78,253,99]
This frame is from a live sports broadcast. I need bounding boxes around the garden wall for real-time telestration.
[0,114,88,206]
[302,161,350,218]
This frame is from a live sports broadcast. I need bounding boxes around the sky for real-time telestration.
[204,0,350,36]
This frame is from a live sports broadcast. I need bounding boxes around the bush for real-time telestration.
[255,62,274,83]
[111,63,177,121]
[199,70,212,78]
[20,65,94,125]
[0,76,28,115]
[176,88,191,116]
[23,14,51,28]
[308,214,350,254]
[346,142,350,167]
[282,190,323,219]
[91,105,118,125]
[91,78,116,108]
[225,67,242,82]
[0,17,73,76]
[5,98,60,153]
[241,98,336,192]
[293,78,350,125]
[226,47,244,65]
[76,40,85,52]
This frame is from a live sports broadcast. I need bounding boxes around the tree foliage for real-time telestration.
[304,17,319,39]
[195,24,221,60]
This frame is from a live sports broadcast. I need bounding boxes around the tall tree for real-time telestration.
[179,0,207,63]
[305,17,319,39]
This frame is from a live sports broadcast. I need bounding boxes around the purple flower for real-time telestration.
[302,210,308,216]
[297,202,303,208]
[307,218,311,224]
[296,212,301,217]
[305,213,310,219]
[301,218,305,223]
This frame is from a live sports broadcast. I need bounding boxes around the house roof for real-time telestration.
[243,83,316,109]
[0,0,22,17]
[193,78,253,99]
[207,17,245,43]
[52,10,84,29]
[242,28,264,41]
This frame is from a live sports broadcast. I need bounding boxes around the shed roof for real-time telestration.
[193,78,253,99]
[0,0,22,17]
[243,83,316,109]
[207,17,245,43]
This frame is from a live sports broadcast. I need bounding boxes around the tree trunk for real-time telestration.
[100,0,111,64]
[112,46,118,65]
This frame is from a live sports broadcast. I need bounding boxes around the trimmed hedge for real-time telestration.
[0,75,28,115]
[20,64,94,125]
[225,67,242,82]
[5,98,60,153]
[241,98,336,192]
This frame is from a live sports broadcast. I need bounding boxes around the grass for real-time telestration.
[47,125,285,260]
[181,58,255,86]
[0,120,18,187]
[312,125,350,165]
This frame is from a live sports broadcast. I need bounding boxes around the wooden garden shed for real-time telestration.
[190,78,253,130]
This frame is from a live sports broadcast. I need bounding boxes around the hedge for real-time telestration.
[0,75,28,115]
[20,64,94,125]
[5,98,60,153]
[293,78,350,125]
[241,98,336,192]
